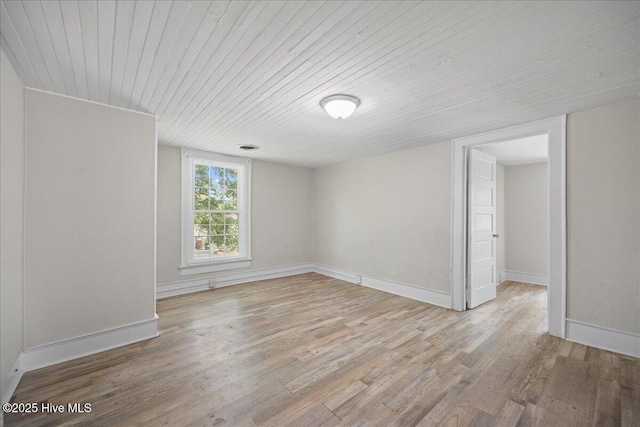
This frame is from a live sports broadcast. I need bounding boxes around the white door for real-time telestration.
[467,149,498,308]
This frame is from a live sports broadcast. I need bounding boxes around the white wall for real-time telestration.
[156,145,312,285]
[567,99,639,334]
[24,90,157,348]
[496,162,505,278]
[156,146,182,284]
[311,142,451,293]
[1,49,25,381]
[504,162,548,276]
[11,86,638,373]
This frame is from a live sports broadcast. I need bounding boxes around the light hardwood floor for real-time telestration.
[6,273,639,426]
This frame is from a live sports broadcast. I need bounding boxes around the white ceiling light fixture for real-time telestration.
[320,94,361,120]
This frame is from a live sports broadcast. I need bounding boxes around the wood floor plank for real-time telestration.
[492,399,525,426]
[438,401,480,427]
[4,274,638,426]
[321,380,368,411]
[281,402,338,427]
[620,355,640,427]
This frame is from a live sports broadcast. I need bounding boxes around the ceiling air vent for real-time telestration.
[237,144,259,151]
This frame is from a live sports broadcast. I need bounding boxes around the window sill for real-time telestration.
[179,258,252,275]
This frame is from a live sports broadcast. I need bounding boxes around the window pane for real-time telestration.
[194,187,209,210]
[224,214,239,234]
[194,224,208,237]
[211,212,225,224]
[194,237,210,258]
[225,169,238,190]
[225,213,238,225]
[225,222,239,235]
[194,212,210,235]
[211,223,225,235]
[224,189,237,210]
[211,235,225,254]
[210,166,224,189]
[225,234,239,254]
[209,188,223,210]
[194,165,210,187]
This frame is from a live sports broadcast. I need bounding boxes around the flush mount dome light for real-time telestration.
[320,94,361,119]
[237,144,259,151]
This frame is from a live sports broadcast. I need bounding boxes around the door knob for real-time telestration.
[493,234,500,238]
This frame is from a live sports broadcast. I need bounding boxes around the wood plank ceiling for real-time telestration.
[475,135,548,166]
[1,1,639,167]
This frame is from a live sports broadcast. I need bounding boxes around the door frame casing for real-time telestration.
[450,115,567,338]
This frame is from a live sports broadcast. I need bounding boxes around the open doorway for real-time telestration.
[465,136,549,308]
[470,135,549,309]
[451,116,567,338]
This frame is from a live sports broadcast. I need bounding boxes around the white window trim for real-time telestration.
[179,148,252,275]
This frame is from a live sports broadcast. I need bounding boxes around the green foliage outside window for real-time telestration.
[193,164,239,255]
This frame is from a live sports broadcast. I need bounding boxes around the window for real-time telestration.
[180,149,251,274]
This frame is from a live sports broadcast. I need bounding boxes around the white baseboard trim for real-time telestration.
[1,353,24,404]
[497,270,506,284]
[310,263,451,309]
[359,275,452,309]
[310,263,361,284]
[212,264,314,288]
[504,270,548,286]
[21,314,159,371]
[157,264,315,299]
[156,277,211,299]
[158,262,452,309]
[565,318,640,358]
